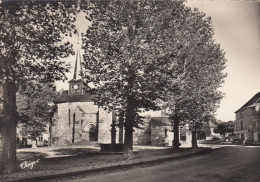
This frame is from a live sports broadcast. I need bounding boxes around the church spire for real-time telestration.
[73,31,83,81]
[69,31,84,95]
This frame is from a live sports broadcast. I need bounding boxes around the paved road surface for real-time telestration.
[52,146,260,182]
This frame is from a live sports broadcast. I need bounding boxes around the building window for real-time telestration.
[252,121,256,130]
[77,85,81,93]
[71,85,75,93]
[38,136,43,142]
[241,121,243,130]
[236,113,240,119]
[241,134,244,140]
[257,121,260,129]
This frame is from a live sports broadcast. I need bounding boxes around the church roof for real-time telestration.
[235,92,260,113]
[72,33,84,81]
[55,93,96,104]
[68,79,82,83]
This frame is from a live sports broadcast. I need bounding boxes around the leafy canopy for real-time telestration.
[17,81,57,140]
[0,1,78,87]
[214,121,235,137]
[82,0,184,126]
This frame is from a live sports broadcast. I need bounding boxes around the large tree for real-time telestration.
[177,33,226,148]
[0,1,77,173]
[82,0,226,152]
[81,0,186,155]
[156,6,226,148]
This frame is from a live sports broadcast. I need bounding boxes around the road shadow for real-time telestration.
[50,147,100,156]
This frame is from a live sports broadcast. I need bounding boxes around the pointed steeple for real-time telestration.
[69,31,84,95]
[73,31,83,81]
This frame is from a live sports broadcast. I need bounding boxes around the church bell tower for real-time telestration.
[68,32,84,95]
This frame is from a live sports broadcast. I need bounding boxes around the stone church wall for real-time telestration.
[98,108,113,143]
[51,101,113,146]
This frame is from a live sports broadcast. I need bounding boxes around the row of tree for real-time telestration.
[80,0,226,152]
[0,0,226,173]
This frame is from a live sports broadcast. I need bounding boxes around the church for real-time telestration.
[50,46,115,146]
[50,41,192,147]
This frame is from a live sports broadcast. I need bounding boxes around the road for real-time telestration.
[52,146,260,182]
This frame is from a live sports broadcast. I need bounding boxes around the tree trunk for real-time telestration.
[173,118,180,150]
[72,113,75,143]
[192,130,198,148]
[49,120,52,147]
[32,139,37,149]
[0,81,18,173]
[123,96,135,157]
[118,111,124,144]
[111,117,116,145]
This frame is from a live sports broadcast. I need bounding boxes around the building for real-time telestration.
[134,111,192,147]
[50,46,115,146]
[50,41,194,147]
[26,133,49,147]
[16,123,50,147]
[198,121,221,141]
[234,92,260,144]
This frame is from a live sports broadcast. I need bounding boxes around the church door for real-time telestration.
[89,125,97,141]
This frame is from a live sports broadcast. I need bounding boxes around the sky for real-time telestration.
[185,0,260,121]
[56,0,260,122]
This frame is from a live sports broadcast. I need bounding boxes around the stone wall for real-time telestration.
[98,108,113,143]
[133,116,152,145]
[235,106,260,143]
[133,115,192,147]
[133,116,174,146]
[150,117,173,146]
[51,101,113,146]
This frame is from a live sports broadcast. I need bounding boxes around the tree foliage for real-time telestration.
[214,121,235,137]
[159,8,227,148]
[17,81,56,140]
[82,0,179,153]
[0,1,78,173]
[82,0,226,151]
[0,1,77,88]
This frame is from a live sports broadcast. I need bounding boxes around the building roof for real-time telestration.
[73,33,84,81]
[235,92,260,113]
[151,116,170,126]
[209,121,217,128]
[76,105,99,114]
[55,93,96,104]
[68,79,83,83]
